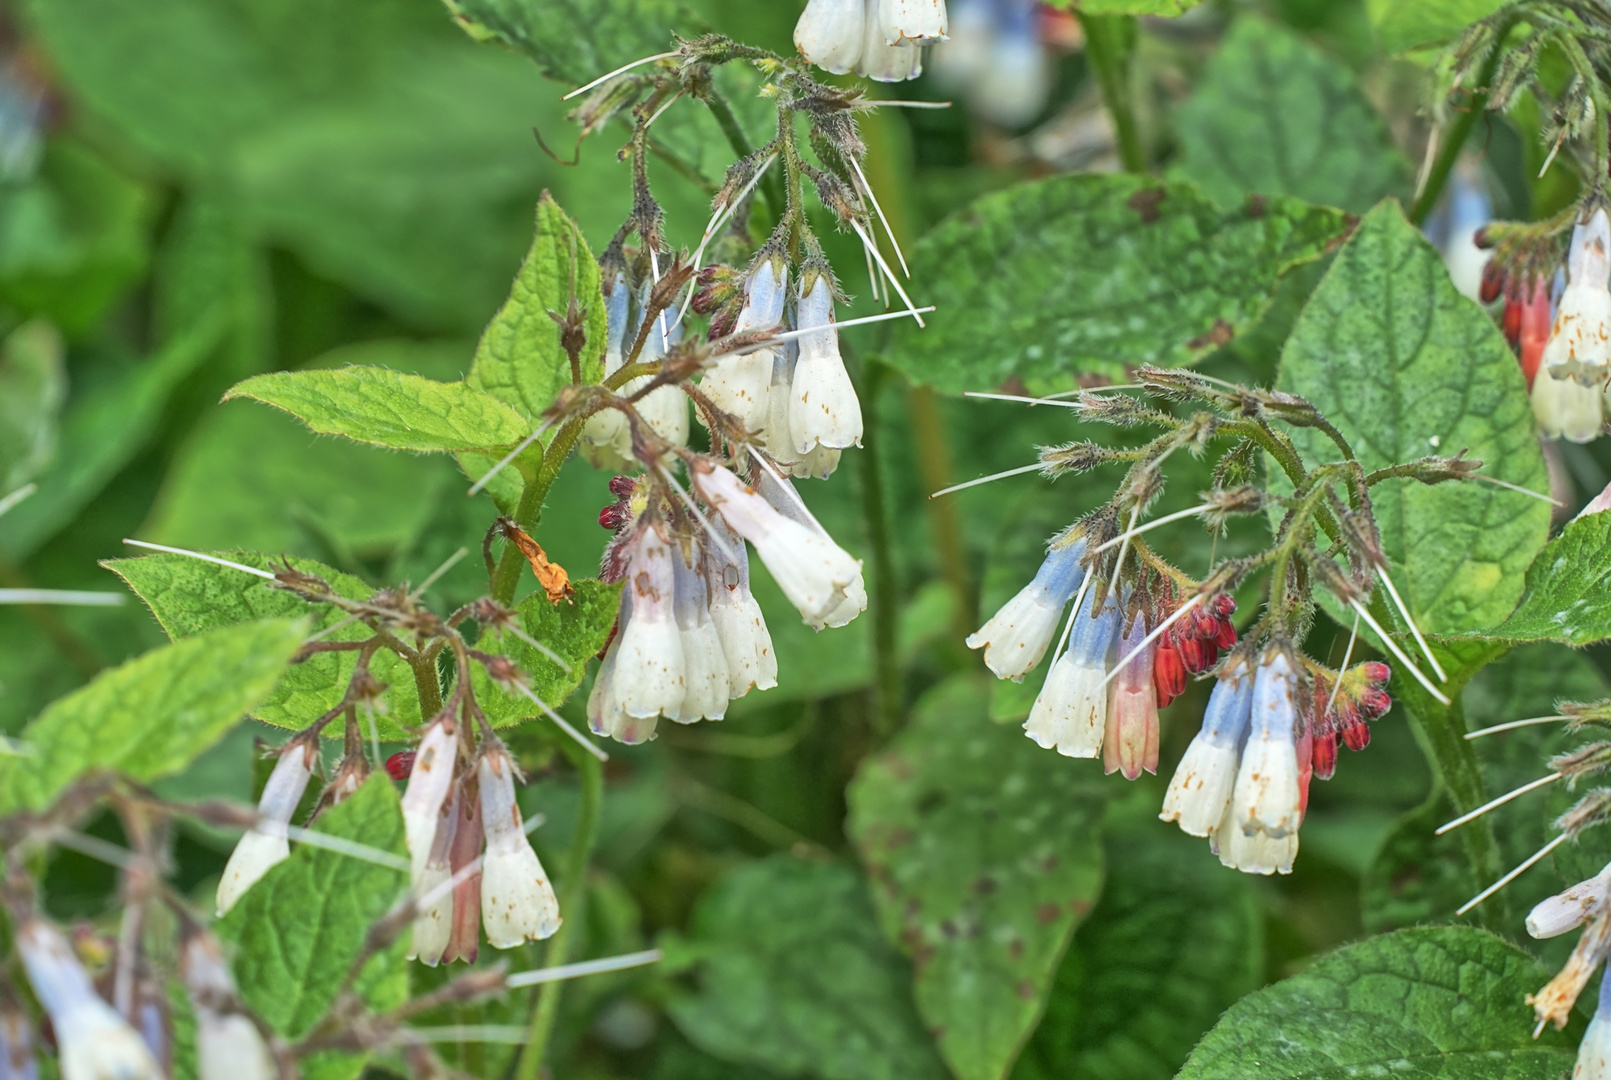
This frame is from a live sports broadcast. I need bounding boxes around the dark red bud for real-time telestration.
[1362,661,1390,685]
[1190,606,1220,639]
[1296,729,1314,820]
[1213,595,1237,618]
[599,504,627,530]
[1312,731,1338,780]
[1473,225,1496,249]
[1360,687,1391,719]
[1502,298,1522,343]
[609,475,636,498]
[1342,720,1371,751]
[385,751,416,780]
[1154,645,1186,706]
[1215,619,1238,651]
[1178,636,1208,674]
[709,308,738,339]
[1481,260,1505,305]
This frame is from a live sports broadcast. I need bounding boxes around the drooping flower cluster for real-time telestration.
[589,462,864,744]
[794,0,947,82]
[400,722,559,965]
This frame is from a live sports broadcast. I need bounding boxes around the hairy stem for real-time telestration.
[705,88,785,222]
[1078,14,1146,174]
[1409,44,1503,225]
[858,360,902,739]
[514,745,604,1080]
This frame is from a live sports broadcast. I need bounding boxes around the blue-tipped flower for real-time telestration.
[967,539,1086,681]
[1024,587,1118,757]
[1161,663,1255,837]
[1216,650,1301,875]
[1576,970,1611,1079]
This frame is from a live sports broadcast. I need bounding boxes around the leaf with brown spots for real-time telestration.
[847,676,1109,1080]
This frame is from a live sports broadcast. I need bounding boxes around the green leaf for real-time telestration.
[847,677,1107,1080]
[1013,824,1263,1080]
[1366,0,1502,55]
[469,193,607,424]
[1176,927,1580,1079]
[153,190,272,375]
[0,137,153,334]
[106,552,422,737]
[1493,509,1611,644]
[1277,201,1550,634]
[0,314,222,560]
[884,175,1349,394]
[219,775,409,1047]
[471,578,622,728]
[667,855,948,1080]
[1174,19,1409,214]
[141,398,454,560]
[0,618,304,816]
[225,367,531,453]
[0,321,66,491]
[441,0,682,86]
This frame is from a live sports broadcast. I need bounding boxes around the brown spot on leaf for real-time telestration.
[1069,897,1093,916]
[1016,979,1038,1000]
[1035,902,1062,925]
[1324,214,1361,253]
[940,919,958,939]
[1188,318,1235,351]
[973,876,998,895]
[1127,187,1168,223]
[1008,938,1024,961]
[1246,193,1267,219]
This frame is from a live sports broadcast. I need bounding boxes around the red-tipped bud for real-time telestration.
[1342,719,1371,751]
[1190,606,1220,639]
[385,751,416,780]
[1154,645,1186,707]
[1312,731,1338,780]
[608,475,636,498]
[599,503,628,530]
[1178,635,1209,674]
[1481,260,1505,305]
[1359,687,1392,719]
[1213,595,1237,618]
[1502,297,1522,341]
[1361,661,1391,685]
[1215,619,1238,651]
[1474,225,1497,249]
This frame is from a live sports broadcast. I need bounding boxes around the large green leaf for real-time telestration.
[107,553,423,737]
[1278,201,1550,634]
[884,175,1349,394]
[847,678,1107,1080]
[471,578,622,728]
[0,321,66,491]
[442,0,682,86]
[667,856,948,1080]
[0,618,304,815]
[225,367,530,453]
[1493,509,1611,645]
[1014,824,1263,1080]
[1175,19,1409,213]
[219,775,408,1075]
[469,193,608,426]
[1176,927,1580,1079]
[1366,0,1503,55]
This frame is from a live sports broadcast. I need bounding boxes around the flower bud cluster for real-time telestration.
[794,0,946,82]
[590,462,864,743]
[1154,594,1237,708]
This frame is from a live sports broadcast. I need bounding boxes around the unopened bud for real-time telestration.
[1528,866,1611,939]
[1037,441,1120,479]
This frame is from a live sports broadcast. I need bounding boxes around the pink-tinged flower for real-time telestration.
[1533,367,1605,443]
[1103,607,1159,780]
[478,745,561,948]
[444,782,485,965]
[1161,664,1255,837]
[1530,865,1611,940]
[696,464,862,626]
[17,919,162,1080]
[878,0,948,44]
[180,929,274,1080]
[790,274,862,455]
[704,516,778,698]
[1024,587,1117,757]
[967,540,1086,681]
[795,0,866,74]
[672,551,731,722]
[1544,208,1611,386]
[705,259,787,434]
[402,717,459,964]
[216,737,317,916]
[613,524,687,724]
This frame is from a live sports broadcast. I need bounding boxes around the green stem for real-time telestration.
[410,654,443,718]
[1078,14,1146,174]
[858,360,902,739]
[491,418,589,607]
[513,744,604,1080]
[705,89,785,223]
[1409,46,1502,225]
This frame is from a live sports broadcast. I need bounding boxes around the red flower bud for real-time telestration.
[599,504,628,530]
[1360,687,1391,719]
[1215,619,1238,651]
[1213,595,1237,618]
[1312,731,1338,780]
[1154,645,1186,707]
[1362,661,1390,685]
[385,751,416,780]
[608,475,636,498]
[1342,720,1371,751]
[1177,635,1208,674]
[1481,260,1505,305]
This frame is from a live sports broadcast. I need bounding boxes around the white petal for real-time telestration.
[794,0,866,73]
[1024,655,1106,758]
[481,836,562,947]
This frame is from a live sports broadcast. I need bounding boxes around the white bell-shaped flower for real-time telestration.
[181,930,275,1080]
[795,0,867,74]
[673,549,731,721]
[582,271,633,460]
[217,738,316,916]
[1578,975,1611,1080]
[762,343,803,474]
[1230,650,1302,839]
[1161,664,1255,836]
[1212,800,1299,876]
[856,0,924,81]
[751,465,866,626]
[588,613,654,745]
[879,0,947,44]
[791,274,863,455]
[696,464,862,625]
[1544,208,1611,386]
[478,745,561,947]
[614,524,687,720]
[704,517,778,698]
[1534,369,1606,442]
[704,259,787,434]
[400,717,459,962]
[966,539,1086,681]
[1024,586,1118,757]
[1529,864,1611,940]
[18,919,163,1080]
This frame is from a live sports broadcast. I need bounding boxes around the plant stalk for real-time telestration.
[1078,14,1147,174]
[858,360,902,738]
